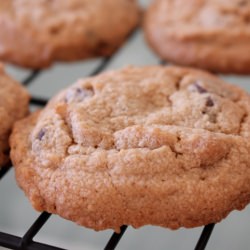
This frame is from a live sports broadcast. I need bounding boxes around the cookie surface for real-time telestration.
[0,64,29,167]
[144,0,250,74]
[0,0,139,69]
[10,66,250,231]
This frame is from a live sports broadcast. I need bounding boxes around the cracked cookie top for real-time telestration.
[0,0,139,68]
[10,66,250,231]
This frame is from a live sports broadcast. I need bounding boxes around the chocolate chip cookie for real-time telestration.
[10,66,250,231]
[144,0,250,74]
[0,0,139,69]
[0,63,29,167]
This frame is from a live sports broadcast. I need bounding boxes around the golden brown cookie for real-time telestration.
[0,0,139,69]
[0,63,29,167]
[144,0,250,74]
[10,66,250,232]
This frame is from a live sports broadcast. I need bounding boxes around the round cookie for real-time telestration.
[0,0,139,69]
[10,66,250,232]
[0,64,29,167]
[144,0,250,74]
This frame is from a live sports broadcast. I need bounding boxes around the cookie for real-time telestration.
[0,0,139,69]
[144,0,250,74]
[10,66,250,232]
[0,63,29,167]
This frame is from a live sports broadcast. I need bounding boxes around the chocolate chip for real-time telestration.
[66,86,94,103]
[206,97,214,107]
[37,128,46,140]
[77,87,94,98]
[194,83,208,94]
[76,88,82,94]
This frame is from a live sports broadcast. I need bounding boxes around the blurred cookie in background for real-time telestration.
[144,0,250,74]
[0,0,140,69]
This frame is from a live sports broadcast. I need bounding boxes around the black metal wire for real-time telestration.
[30,96,48,106]
[89,57,112,77]
[28,57,113,107]
[0,232,21,249]
[20,212,51,249]
[0,232,66,250]
[0,162,11,180]
[104,226,128,250]
[195,224,215,250]
[22,70,41,86]
[160,59,167,65]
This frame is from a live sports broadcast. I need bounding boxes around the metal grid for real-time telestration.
[0,29,217,250]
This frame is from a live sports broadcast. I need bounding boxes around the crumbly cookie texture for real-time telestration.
[0,0,139,69]
[0,63,29,167]
[10,66,250,232]
[144,0,250,74]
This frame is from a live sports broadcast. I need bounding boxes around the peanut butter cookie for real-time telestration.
[10,66,250,231]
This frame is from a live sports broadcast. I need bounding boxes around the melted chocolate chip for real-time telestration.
[78,86,94,99]
[206,97,214,107]
[194,83,208,94]
[66,86,94,103]
[37,128,46,140]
